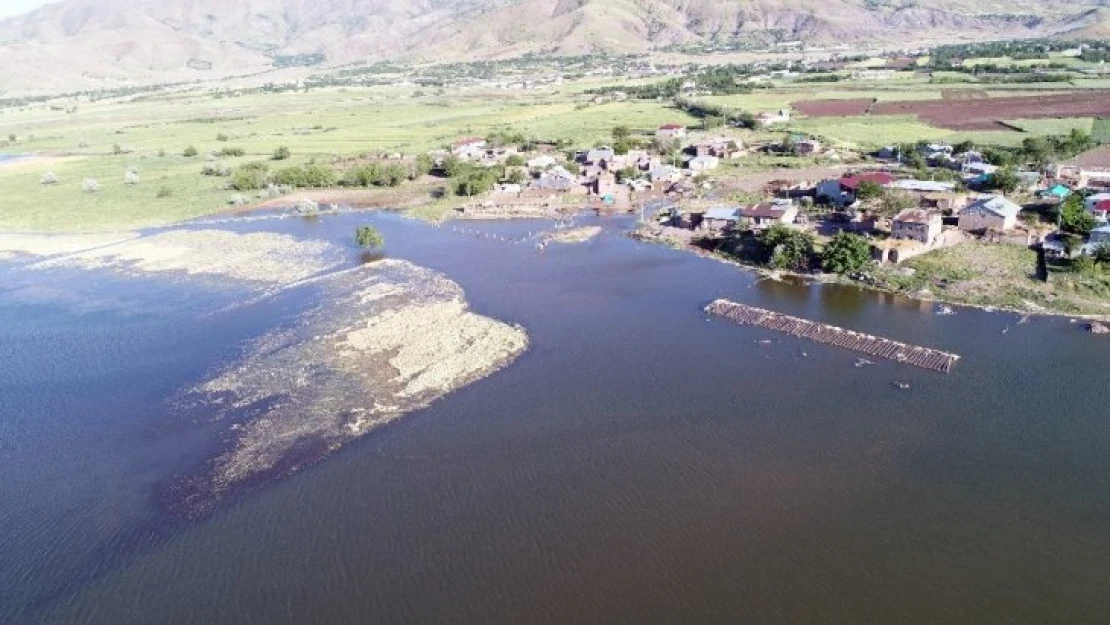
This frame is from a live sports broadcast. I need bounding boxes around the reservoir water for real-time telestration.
[1,212,1108,624]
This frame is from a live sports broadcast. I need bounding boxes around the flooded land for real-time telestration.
[1,211,1109,625]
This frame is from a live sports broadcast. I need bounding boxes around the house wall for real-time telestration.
[958,212,1013,233]
[892,220,940,244]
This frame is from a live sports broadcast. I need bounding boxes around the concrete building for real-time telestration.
[891,209,942,244]
[958,195,1021,233]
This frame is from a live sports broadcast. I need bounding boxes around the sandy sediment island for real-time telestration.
[33,229,347,285]
[172,259,529,516]
[545,226,602,244]
[0,232,139,261]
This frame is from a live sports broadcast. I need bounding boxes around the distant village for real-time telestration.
[435,121,1110,271]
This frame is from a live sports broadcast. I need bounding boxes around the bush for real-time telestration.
[758,225,816,271]
[822,231,872,275]
[201,163,231,176]
[345,162,407,188]
[230,162,270,190]
[124,171,140,185]
[82,178,100,193]
[40,171,59,186]
[112,144,124,155]
[157,186,173,198]
[293,198,319,215]
[1059,195,1097,236]
[855,180,884,201]
[218,146,246,157]
[216,133,229,142]
[272,146,291,160]
[505,154,525,167]
[355,225,385,249]
[273,163,336,188]
[183,146,199,157]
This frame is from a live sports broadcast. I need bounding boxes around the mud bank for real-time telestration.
[169,259,529,517]
[0,232,139,260]
[546,226,602,244]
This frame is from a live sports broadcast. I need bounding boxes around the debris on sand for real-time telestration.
[0,232,138,260]
[545,226,602,244]
[171,259,528,516]
[34,229,345,285]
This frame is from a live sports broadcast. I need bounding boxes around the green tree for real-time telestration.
[230,162,270,190]
[988,167,1020,194]
[822,231,872,275]
[183,146,198,157]
[272,146,291,160]
[505,154,526,167]
[855,180,884,201]
[1058,195,1097,236]
[879,190,918,217]
[611,125,631,142]
[355,225,384,249]
[506,168,527,185]
[414,154,434,177]
[759,225,816,272]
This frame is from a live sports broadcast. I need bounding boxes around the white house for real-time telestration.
[656,124,687,141]
[958,195,1021,233]
[687,155,720,172]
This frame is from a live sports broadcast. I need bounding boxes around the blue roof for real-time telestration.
[964,195,1021,218]
[705,207,739,220]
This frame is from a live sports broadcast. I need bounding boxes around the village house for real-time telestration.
[656,124,687,141]
[452,137,487,160]
[1049,146,1110,191]
[887,179,965,211]
[1086,224,1110,253]
[584,147,616,169]
[702,207,741,235]
[958,195,1021,233]
[692,138,744,160]
[815,172,895,207]
[740,200,798,230]
[527,155,558,170]
[686,155,720,172]
[650,165,683,185]
[793,139,821,156]
[612,150,660,172]
[758,109,791,126]
[891,209,943,245]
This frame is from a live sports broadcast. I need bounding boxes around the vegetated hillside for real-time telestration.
[0,0,1105,93]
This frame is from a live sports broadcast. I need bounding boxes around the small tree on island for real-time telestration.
[822,231,872,275]
[355,225,384,249]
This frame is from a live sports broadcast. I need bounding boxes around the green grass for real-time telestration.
[0,86,696,231]
[785,115,951,147]
[871,242,1110,316]
[1003,118,1095,135]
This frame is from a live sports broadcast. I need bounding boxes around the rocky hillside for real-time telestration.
[0,0,1105,92]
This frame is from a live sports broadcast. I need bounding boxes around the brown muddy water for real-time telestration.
[1,211,1108,624]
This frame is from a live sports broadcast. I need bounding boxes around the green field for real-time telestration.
[0,87,695,231]
[1,69,1106,232]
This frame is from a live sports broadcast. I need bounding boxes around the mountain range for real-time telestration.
[0,0,1107,93]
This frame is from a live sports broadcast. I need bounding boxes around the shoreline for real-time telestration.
[628,227,1110,324]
